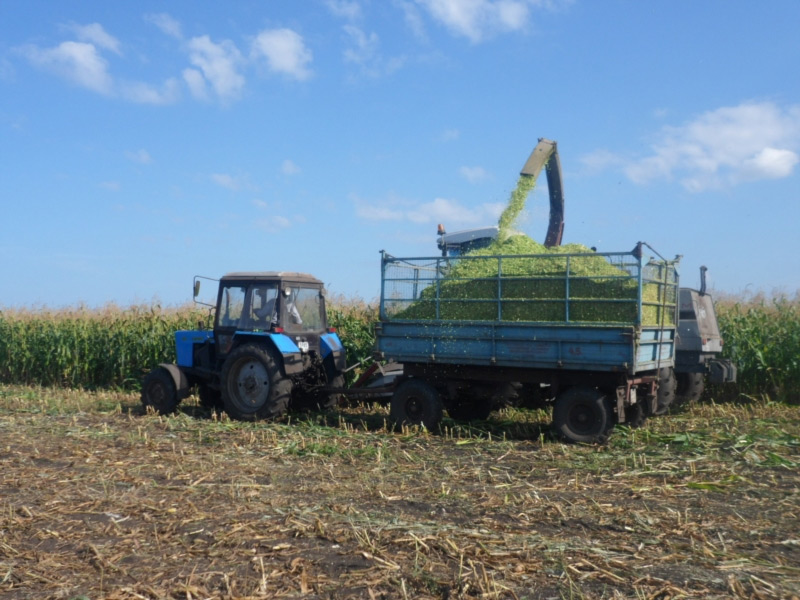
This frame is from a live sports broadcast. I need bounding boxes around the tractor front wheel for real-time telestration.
[141,367,180,415]
[221,344,292,421]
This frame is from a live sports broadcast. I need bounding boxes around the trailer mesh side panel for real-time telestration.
[380,250,678,326]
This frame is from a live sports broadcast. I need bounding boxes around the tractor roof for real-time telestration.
[220,272,323,285]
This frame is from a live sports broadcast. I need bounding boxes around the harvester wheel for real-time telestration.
[141,367,180,415]
[390,379,443,430]
[675,372,705,407]
[221,344,292,421]
[654,368,677,415]
[552,387,612,444]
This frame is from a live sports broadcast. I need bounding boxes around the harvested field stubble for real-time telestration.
[1,384,799,599]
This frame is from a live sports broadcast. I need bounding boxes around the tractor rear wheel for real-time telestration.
[552,386,613,444]
[390,379,443,430]
[141,367,180,415]
[221,344,292,421]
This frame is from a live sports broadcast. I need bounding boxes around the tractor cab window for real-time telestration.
[217,285,247,328]
[283,286,324,332]
[248,284,278,329]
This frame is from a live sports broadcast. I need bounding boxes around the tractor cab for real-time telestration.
[212,272,329,360]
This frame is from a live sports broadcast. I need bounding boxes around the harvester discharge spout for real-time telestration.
[520,138,564,247]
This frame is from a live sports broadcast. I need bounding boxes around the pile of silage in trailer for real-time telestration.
[395,235,674,325]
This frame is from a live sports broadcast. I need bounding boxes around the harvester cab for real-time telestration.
[141,272,346,421]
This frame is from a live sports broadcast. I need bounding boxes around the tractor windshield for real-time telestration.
[283,286,325,333]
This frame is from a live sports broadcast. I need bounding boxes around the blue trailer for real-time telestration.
[374,242,680,443]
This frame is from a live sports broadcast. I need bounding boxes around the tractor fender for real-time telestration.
[158,363,192,400]
[231,332,303,376]
[320,332,346,372]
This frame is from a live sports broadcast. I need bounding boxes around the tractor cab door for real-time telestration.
[214,283,247,358]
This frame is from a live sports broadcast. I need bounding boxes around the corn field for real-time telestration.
[0,296,797,401]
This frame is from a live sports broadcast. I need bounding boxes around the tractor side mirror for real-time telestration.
[194,280,201,298]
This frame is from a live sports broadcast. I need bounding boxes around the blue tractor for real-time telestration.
[141,272,346,421]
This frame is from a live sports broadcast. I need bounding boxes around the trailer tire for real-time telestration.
[675,372,704,407]
[221,344,292,421]
[141,367,180,415]
[390,379,443,430]
[654,368,676,415]
[552,387,612,444]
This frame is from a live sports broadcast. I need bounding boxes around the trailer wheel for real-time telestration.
[221,344,292,421]
[552,387,612,444]
[653,368,676,415]
[675,372,704,407]
[390,379,443,430]
[141,367,180,415]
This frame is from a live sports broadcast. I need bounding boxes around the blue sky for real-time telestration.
[1,0,798,308]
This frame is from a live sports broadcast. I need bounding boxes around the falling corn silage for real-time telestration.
[394,175,675,326]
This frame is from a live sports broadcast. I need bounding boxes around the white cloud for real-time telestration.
[343,25,379,65]
[459,166,488,183]
[20,41,113,94]
[624,101,800,191]
[397,1,428,40]
[578,148,625,175]
[281,159,301,175]
[125,149,153,164]
[211,173,241,191]
[120,78,180,105]
[65,22,122,55]
[416,0,534,42]
[182,68,208,100]
[98,181,121,191]
[255,216,292,233]
[740,147,799,180]
[325,0,363,20]
[251,28,312,81]
[186,36,245,101]
[354,194,503,227]
[145,13,183,39]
